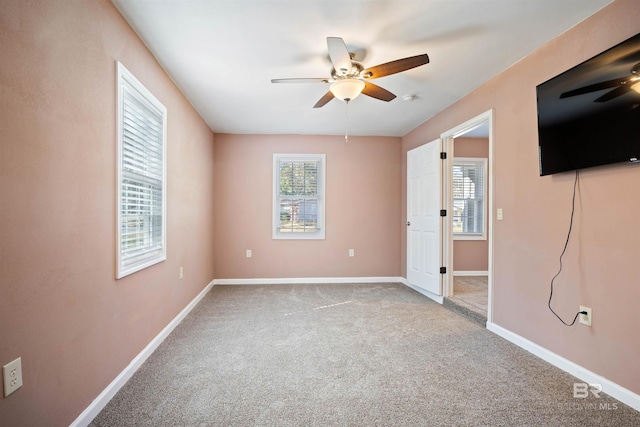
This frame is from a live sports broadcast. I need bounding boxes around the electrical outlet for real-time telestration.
[579,306,592,326]
[246,249,252,258]
[349,249,355,257]
[179,267,184,280]
[3,357,23,397]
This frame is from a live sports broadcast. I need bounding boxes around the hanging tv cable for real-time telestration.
[548,170,588,326]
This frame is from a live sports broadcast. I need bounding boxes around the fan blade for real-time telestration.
[271,78,330,83]
[362,54,430,79]
[594,84,633,102]
[327,37,352,75]
[559,77,627,98]
[362,82,396,102]
[313,91,335,108]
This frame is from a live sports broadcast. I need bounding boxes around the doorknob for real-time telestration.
[406,221,410,226]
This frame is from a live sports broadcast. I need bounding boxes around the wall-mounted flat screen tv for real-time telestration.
[536,32,640,176]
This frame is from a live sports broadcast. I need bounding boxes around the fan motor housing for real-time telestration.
[332,59,365,80]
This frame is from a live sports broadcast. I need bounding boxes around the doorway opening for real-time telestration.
[441,110,493,325]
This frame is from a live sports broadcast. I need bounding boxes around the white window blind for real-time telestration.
[273,154,325,240]
[117,62,167,278]
[452,158,487,239]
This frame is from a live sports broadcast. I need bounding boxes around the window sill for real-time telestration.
[453,234,487,241]
[272,231,326,240]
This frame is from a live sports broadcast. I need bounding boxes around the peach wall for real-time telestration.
[214,134,402,279]
[453,138,489,272]
[402,0,640,395]
[0,1,215,425]
[454,137,489,159]
[453,241,488,272]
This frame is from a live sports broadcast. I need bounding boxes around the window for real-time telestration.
[116,62,167,278]
[452,158,487,240]
[273,154,325,240]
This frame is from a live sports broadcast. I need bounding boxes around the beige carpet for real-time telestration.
[91,283,639,426]
[452,276,488,314]
[445,276,488,326]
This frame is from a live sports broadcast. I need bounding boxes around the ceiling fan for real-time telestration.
[559,62,640,102]
[271,37,430,108]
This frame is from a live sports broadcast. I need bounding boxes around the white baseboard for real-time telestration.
[212,276,405,285]
[453,270,488,276]
[212,276,445,304]
[70,280,215,427]
[487,322,640,412]
[398,277,444,304]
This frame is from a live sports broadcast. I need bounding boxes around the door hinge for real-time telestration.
[440,152,447,159]
[440,267,447,274]
[440,209,447,217]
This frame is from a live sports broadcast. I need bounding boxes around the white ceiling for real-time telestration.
[111,0,612,137]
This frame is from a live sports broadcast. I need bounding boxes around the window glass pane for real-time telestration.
[453,159,485,237]
[279,198,318,233]
[274,154,324,239]
[117,63,166,278]
[121,178,162,257]
[279,161,318,196]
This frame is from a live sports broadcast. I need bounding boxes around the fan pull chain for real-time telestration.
[344,100,349,143]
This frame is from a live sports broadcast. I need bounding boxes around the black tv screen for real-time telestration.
[536,32,640,176]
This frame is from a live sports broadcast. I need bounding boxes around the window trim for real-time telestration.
[116,62,167,278]
[272,153,326,240]
[452,157,487,241]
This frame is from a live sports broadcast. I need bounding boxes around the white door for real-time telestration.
[407,139,443,295]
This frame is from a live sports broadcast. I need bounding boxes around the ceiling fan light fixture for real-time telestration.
[632,81,640,94]
[330,79,365,102]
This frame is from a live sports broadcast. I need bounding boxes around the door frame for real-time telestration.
[440,109,494,324]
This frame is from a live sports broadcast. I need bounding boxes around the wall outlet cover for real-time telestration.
[579,306,592,326]
[3,357,23,397]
